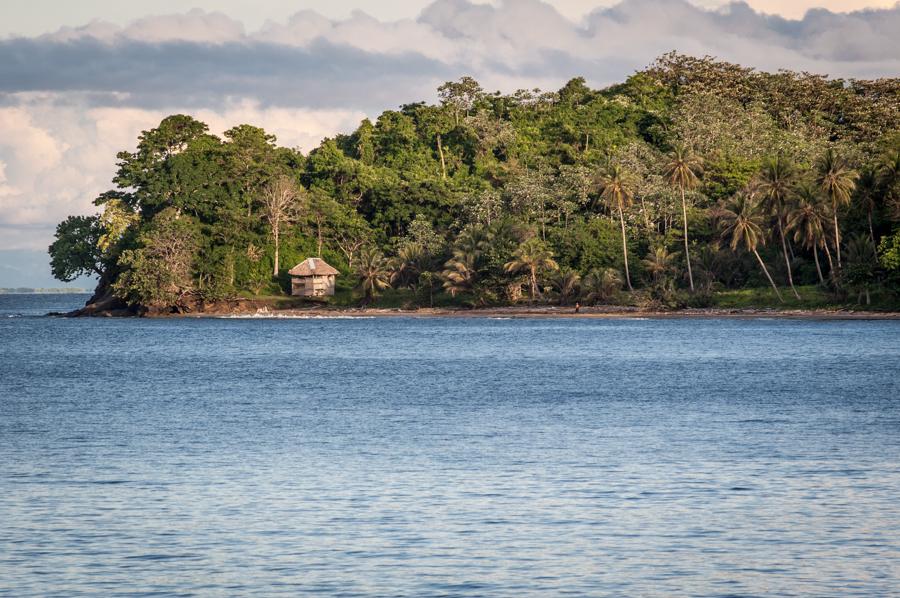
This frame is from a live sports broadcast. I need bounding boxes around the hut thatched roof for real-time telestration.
[288,257,340,277]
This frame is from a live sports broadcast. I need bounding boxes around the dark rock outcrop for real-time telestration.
[66,289,138,317]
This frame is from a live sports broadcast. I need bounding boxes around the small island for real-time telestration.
[48,53,900,318]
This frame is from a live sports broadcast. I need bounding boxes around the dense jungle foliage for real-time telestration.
[50,53,900,310]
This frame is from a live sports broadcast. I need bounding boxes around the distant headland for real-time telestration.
[1,288,87,294]
[46,53,900,318]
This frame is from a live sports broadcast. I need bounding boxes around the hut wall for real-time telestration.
[291,275,336,297]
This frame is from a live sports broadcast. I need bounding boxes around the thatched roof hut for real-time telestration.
[289,258,339,297]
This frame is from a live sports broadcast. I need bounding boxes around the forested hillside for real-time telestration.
[50,53,900,312]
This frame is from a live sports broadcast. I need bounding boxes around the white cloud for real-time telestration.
[739,0,899,18]
[0,99,366,250]
[123,9,246,44]
[43,9,246,44]
[193,102,367,150]
[0,107,68,227]
[5,0,896,110]
[0,159,15,198]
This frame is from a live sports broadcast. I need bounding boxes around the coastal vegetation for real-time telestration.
[49,53,900,313]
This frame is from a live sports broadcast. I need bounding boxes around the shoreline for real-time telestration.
[183,305,900,320]
[55,293,900,320]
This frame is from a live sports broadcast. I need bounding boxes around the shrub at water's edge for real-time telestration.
[48,54,900,315]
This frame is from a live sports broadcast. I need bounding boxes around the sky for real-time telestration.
[1,0,899,287]
[2,0,898,34]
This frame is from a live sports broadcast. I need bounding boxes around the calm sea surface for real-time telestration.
[2,294,900,596]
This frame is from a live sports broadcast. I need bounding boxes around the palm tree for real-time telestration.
[880,148,900,188]
[755,156,800,299]
[719,192,784,303]
[844,234,878,305]
[786,183,830,285]
[692,242,726,291]
[441,227,489,297]
[551,268,581,306]
[642,246,680,283]
[597,163,635,291]
[582,268,623,304]
[663,144,703,291]
[816,148,858,269]
[855,167,879,248]
[504,238,559,300]
[441,254,477,297]
[845,234,878,305]
[390,243,426,289]
[355,247,391,304]
[642,246,680,302]
[879,149,900,220]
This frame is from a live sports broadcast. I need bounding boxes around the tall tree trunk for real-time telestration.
[437,133,447,180]
[823,241,834,275]
[813,246,825,285]
[833,209,842,269]
[273,228,280,277]
[778,220,801,300]
[640,196,650,231]
[316,218,323,257]
[681,186,694,292]
[229,246,235,286]
[530,266,537,301]
[754,249,784,303]
[868,209,876,249]
[618,204,633,291]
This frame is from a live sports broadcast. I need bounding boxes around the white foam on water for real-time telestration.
[219,313,375,320]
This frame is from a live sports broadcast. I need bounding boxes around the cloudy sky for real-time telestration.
[1,0,899,287]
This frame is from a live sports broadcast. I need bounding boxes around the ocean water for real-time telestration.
[1,294,900,597]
